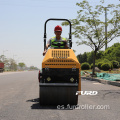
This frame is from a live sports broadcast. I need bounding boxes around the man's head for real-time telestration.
[54,25,62,36]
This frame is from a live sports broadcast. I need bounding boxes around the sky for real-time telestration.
[0,0,120,69]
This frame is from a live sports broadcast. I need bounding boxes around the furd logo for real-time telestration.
[76,91,98,95]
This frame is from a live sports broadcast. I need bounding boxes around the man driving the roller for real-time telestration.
[43,25,68,56]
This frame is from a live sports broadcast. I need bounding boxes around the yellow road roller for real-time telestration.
[38,18,81,106]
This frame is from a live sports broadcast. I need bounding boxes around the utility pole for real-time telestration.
[105,7,107,50]
[104,7,111,50]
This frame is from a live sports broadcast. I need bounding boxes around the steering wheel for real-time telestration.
[51,41,67,47]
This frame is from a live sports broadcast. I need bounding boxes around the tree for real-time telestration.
[29,66,38,70]
[77,54,82,63]
[87,51,94,64]
[77,52,87,63]
[96,51,104,60]
[104,43,120,62]
[9,58,17,71]
[18,62,26,70]
[82,52,87,63]
[0,55,6,62]
[0,55,10,70]
[62,0,120,75]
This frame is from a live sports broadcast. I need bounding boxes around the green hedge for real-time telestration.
[97,62,104,69]
[101,63,111,71]
[81,62,90,70]
[112,60,119,68]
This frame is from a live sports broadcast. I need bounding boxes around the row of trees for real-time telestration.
[77,43,120,70]
[81,60,119,71]
[62,0,120,75]
[77,51,104,65]
[0,55,38,71]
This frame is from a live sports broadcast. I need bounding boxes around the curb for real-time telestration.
[81,76,120,87]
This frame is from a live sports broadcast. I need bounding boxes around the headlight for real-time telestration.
[46,77,51,82]
[70,77,74,82]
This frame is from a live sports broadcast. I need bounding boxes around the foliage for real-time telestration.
[8,58,17,71]
[29,66,39,70]
[77,50,104,64]
[77,42,120,70]
[81,62,90,70]
[0,55,6,63]
[104,43,120,63]
[96,51,104,59]
[97,62,104,69]
[62,0,120,75]
[77,52,87,63]
[0,55,38,71]
[62,0,120,51]
[101,63,111,71]
[112,60,119,68]
[104,43,120,61]
[87,51,94,64]
[97,59,113,69]
[18,63,26,68]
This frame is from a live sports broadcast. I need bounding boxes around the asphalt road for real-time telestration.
[0,71,120,120]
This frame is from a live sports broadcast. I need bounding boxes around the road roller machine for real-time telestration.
[38,18,81,106]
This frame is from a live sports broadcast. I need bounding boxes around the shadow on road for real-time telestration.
[26,98,74,110]
[26,98,58,109]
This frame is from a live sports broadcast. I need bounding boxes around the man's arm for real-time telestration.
[43,38,51,56]
[43,44,50,56]
[65,41,69,49]
[65,44,68,49]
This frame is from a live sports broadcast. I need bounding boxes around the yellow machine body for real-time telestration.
[42,49,81,91]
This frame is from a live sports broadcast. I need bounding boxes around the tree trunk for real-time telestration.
[92,50,97,76]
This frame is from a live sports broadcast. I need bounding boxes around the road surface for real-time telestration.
[0,71,120,120]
